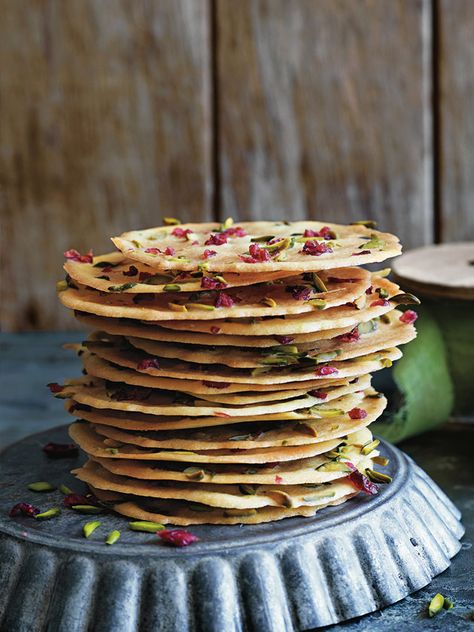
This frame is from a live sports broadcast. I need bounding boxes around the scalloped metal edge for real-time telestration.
[0,437,464,632]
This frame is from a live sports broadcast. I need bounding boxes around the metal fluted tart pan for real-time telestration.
[0,426,464,632]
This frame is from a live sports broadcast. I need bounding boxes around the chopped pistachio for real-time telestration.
[261,296,277,308]
[129,520,165,532]
[365,468,392,484]
[250,234,275,242]
[361,439,380,455]
[380,313,391,324]
[105,447,119,455]
[389,292,421,305]
[168,302,188,312]
[163,284,182,292]
[28,481,56,492]
[359,234,385,249]
[107,282,137,292]
[251,366,272,376]
[358,319,378,334]
[34,507,61,520]
[376,287,389,299]
[83,520,101,538]
[71,505,104,514]
[105,530,121,545]
[221,217,234,230]
[56,280,68,292]
[311,272,328,293]
[183,467,205,481]
[373,455,390,466]
[374,267,391,278]
[308,299,327,309]
[59,484,73,495]
[197,262,209,272]
[132,240,142,248]
[428,593,445,618]
[351,220,378,228]
[239,484,257,495]
[163,217,181,225]
[303,490,336,501]
[313,350,341,363]
[186,303,215,311]
[380,358,393,368]
[317,462,351,472]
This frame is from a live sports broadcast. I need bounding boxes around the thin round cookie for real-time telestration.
[112,220,401,273]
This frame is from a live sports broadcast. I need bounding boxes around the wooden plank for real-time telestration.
[216,0,433,249]
[438,0,474,242]
[0,0,212,331]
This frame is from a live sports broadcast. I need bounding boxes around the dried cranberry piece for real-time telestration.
[42,442,79,458]
[308,390,328,399]
[123,265,138,277]
[223,226,246,238]
[144,247,161,255]
[286,285,311,301]
[275,475,283,484]
[336,328,360,343]
[203,249,217,259]
[64,249,93,263]
[47,383,64,394]
[201,276,227,290]
[352,250,370,256]
[202,380,231,389]
[302,241,333,256]
[136,358,161,371]
[346,462,379,495]
[172,227,193,238]
[399,310,418,324]
[315,366,338,376]
[303,226,332,239]
[215,292,235,308]
[365,285,374,295]
[164,247,176,256]
[348,407,368,420]
[158,529,200,547]
[239,243,272,263]
[210,326,221,334]
[9,503,40,518]
[205,233,227,246]
[274,335,295,345]
[370,298,390,307]
[63,493,96,508]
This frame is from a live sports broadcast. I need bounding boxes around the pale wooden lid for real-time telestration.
[392,242,474,300]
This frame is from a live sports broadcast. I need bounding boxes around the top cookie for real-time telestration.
[112,220,401,273]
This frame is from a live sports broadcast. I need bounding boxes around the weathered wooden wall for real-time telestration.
[0,0,473,331]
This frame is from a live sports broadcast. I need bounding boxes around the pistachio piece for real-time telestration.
[239,484,257,495]
[351,220,378,228]
[261,297,277,308]
[186,303,215,311]
[308,299,327,309]
[183,467,205,481]
[56,280,68,292]
[303,490,337,501]
[105,530,121,545]
[251,234,275,242]
[313,350,341,364]
[358,319,378,334]
[71,505,104,514]
[168,302,188,312]
[163,284,182,292]
[107,282,137,292]
[83,520,101,538]
[365,468,392,484]
[373,267,391,278]
[59,484,73,495]
[359,233,385,249]
[34,507,61,520]
[361,439,380,455]
[28,481,56,492]
[373,456,390,466]
[129,521,165,532]
[163,217,181,225]
[317,462,351,472]
[428,593,445,618]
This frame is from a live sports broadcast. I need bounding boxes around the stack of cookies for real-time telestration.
[54,220,418,525]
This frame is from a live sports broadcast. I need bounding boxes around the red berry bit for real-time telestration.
[336,328,360,343]
[158,529,200,547]
[123,265,138,277]
[215,292,235,308]
[63,493,97,508]
[239,243,272,263]
[9,503,41,518]
[137,358,161,371]
[164,247,176,256]
[47,382,64,394]
[303,226,333,239]
[171,227,193,239]
[346,462,379,495]
[400,310,418,324]
[202,380,231,389]
[203,249,217,259]
[287,285,311,301]
[370,298,390,307]
[274,335,295,345]
[144,247,162,255]
[201,276,227,290]
[315,366,338,376]
[308,390,328,399]
[302,241,333,257]
[223,226,247,238]
[210,326,221,334]
[42,442,79,458]
[205,233,228,246]
[64,249,93,263]
[275,475,283,484]
[348,407,368,420]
